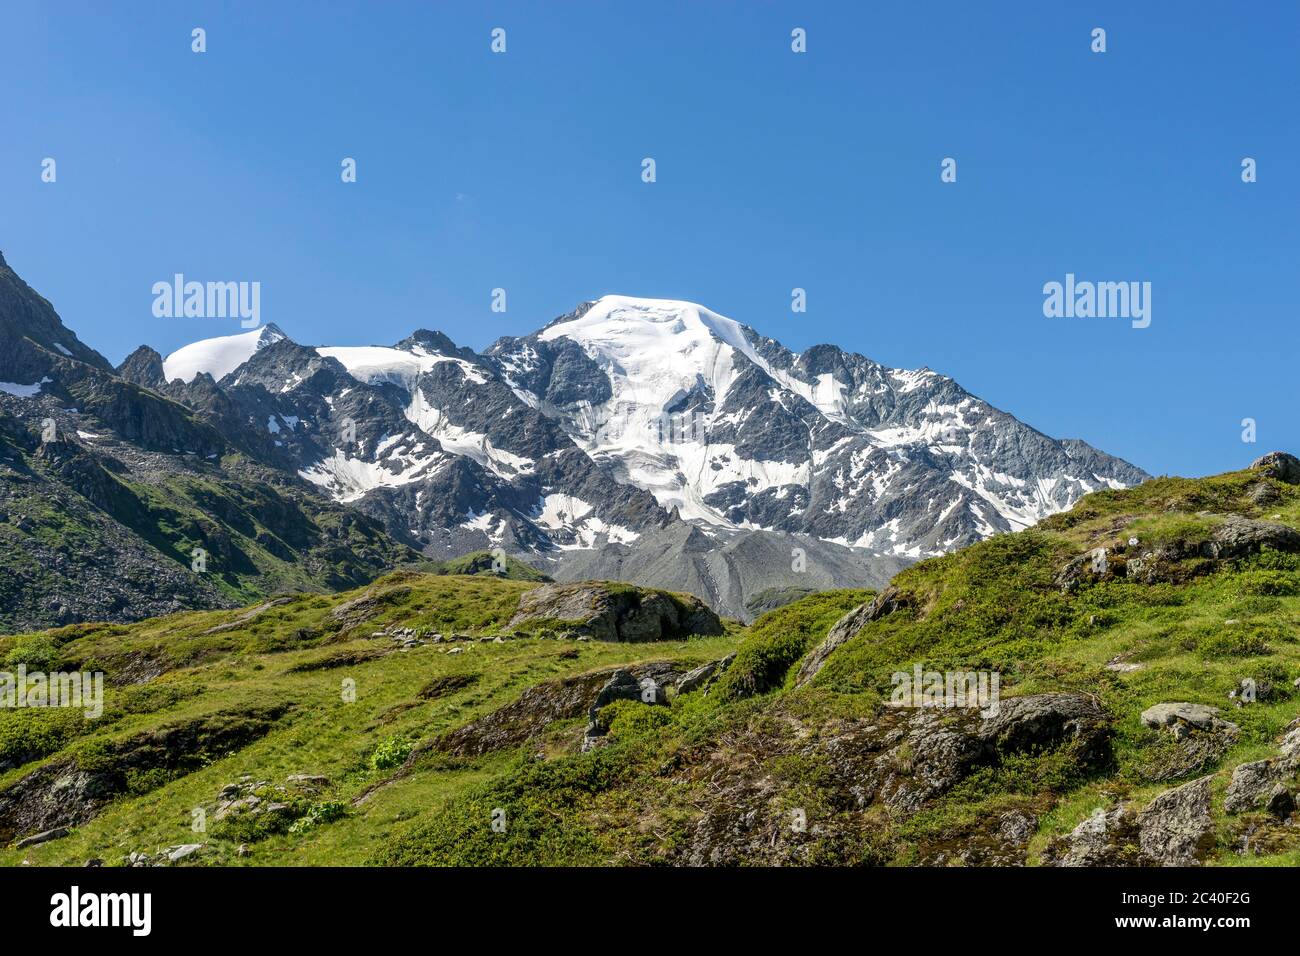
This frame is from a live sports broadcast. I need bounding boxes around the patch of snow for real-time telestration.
[0,377,51,397]
[162,325,285,383]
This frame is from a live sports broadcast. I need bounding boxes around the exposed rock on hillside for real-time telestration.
[796,586,909,686]
[1045,776,1216,867]
[507,582,723,642]
[436,662,684,758]
[0,706,287,845]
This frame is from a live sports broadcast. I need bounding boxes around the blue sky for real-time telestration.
[2,1,1296,478]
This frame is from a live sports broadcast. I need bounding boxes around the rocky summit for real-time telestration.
[0,254,1146,629]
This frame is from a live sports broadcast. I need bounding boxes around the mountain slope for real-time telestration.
[143,293,1144,617]
[0,256,420,634]
[4,455,1296,867]
[488,296,1148,559]
[2,251,1147,627]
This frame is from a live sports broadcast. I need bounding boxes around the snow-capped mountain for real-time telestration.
[488,296,1147,558]
[129,294,1145,615]
[136,322,670,557]
[161,323,287,383]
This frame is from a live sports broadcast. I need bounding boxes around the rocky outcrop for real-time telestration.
[1224,719,1300,816]
[435,662,684,758]
[507,582,722,642]
[674,654,735,695]
[0,706,287,845]
[1137,775,1216,865]
[796,586,909,686]
[669,691,1111,865]
[1206,515,1300,559]
[1057,514,1300,594]
[582,669,670,750]
[980,693,1112,765]
[1046,775,1216,867]
[1250,451,1300,484]
[1140,702,1240,739]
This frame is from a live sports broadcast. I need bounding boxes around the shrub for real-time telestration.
[1198,630,1273,660]
[288,801,347,834]
[1236,569,1300,597]
[370,736,413,771]
[0,708,86,769]
[3,636,59,672]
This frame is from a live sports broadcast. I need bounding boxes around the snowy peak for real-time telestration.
[152,296,1146,567]
[494,295,1148,554]
[162,323,288,384]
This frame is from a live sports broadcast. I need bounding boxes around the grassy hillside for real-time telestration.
[0,572,740,865]
[3,459,1299,866]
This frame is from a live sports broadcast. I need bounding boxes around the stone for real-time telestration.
[165,843,204,862]
[14,826,70,849]
[286,774,329,788]
[796,587,909,686]
[1206,515,1300,560]
[1046,806,1142,867]
[1225,759,1278,813]
[1264,784,1295,819]
[674,654,735,695]
[1140,702,1238,736]
[1136,775,1215,866]
[1250,451,1300,484]
[508,582,722,643]
[978,693,1112,766]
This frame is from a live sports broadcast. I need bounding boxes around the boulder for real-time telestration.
[1225,759,1279,814]
[1140,702,1239,737]
[583,669,670,750]
[978,693,1112,766]
[1206,515,1300,559]
[13,826,69,849]
[1250,451,1300,484]
[675,654,735,695]
[1136,775,1216,866]
[508,583,722,642]
[1045,806,1143,867]
[165,843,204,863]
[1264,784,1296,819]
[1047,775,1216,867]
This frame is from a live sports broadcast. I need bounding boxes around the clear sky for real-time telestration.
[2,1,1296,478]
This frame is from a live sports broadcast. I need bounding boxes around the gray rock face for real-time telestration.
[1207,515,1300,558]
[1047,807,1144,867]
[979,693,1112,766]
[1,258,1151,628]
[552,523,907,623]
[1137,776,1216,866]
[670,691,1110,865]
[1224,721,1300,816]
[1047,775,1216,867]
[489,298,1147,570]
[1250,451,1300,484]
[507,582,722,641]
